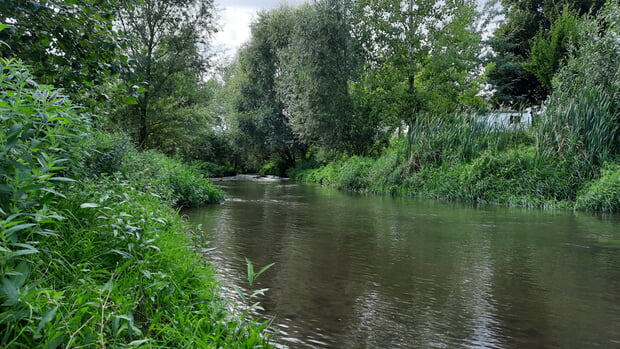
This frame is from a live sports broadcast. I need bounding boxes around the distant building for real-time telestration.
[477,109,534,129]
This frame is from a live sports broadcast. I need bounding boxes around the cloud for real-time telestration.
[213,6,254,53]
[218,0,306,9]
[213,0,308,57]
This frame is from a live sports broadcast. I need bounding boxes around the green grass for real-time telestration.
[0,58,273,348]
[575,164,620,213]
[290,111,608,210]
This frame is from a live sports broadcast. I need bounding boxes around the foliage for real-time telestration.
[524,6,581,93]
[535,88,619,174]
[230,7,300,170]
[293,143,579,209]
[125,149,224,207]
[114,0,217,148]
[486,0,605,106]
[0,59,272,348]
[0,0,126,107]
[535,2,620,176]
[277,1,359,153]
[551,2,620,98]
[0,58,89,213]
[80,132,133,176]
[575,165,620,213]
[233,258,275,314]
[405,114,532,171]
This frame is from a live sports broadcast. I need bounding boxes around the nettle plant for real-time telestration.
[0,58,90,334]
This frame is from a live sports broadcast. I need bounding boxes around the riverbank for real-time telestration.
[289,133,620,213]
[0,59,273,348]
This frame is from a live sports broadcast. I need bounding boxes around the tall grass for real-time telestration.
[0,59,272,348]
[535,87,619,176]
[291,112,579,207]
[80,133,224,207]
[404,113,532,170]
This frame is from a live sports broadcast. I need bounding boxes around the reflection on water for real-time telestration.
[184,179,620,349]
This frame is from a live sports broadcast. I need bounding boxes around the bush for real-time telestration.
[0,59,271,348]
[123,150,224,207]
[80,132,133,176]
[194,161,235,178]
[575,165,620,213]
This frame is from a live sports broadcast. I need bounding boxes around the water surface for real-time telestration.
[185,179,620,349]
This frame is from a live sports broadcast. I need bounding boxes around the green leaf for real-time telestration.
[233,285,247,303]
[1,278,19,307]
[245,258,254,286]
[122,96,139,105]
[13,262,30,288]
[255,263,275,281]
[4,223,36,237]
[36,306,58,334]
[41,188,67,199]
[10,243,40,257]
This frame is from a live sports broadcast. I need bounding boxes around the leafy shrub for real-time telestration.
[0,59,270,348]
[193,160,234,178]
[259,160,286,177]
[80,132,133,176]
[451,147,578,205]
[124,150,224,207]
[1,59,89,337]
[575,165,620,213]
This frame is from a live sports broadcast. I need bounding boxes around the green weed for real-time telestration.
[0,59,272,348]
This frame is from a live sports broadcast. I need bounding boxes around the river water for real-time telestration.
[184,177,620,349]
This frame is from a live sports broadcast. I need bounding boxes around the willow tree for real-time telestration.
[276,0,362,154]
[230,6,301,170]
[115,0,217,149]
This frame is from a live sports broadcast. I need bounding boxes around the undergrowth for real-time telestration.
[0,58,272,347]
[290,115,607,210]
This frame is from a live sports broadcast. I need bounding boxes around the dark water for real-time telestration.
[184,178,620,349]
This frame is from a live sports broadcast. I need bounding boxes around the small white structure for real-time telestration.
[478,109,533,129]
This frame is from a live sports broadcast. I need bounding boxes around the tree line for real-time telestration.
[0,0,614,175]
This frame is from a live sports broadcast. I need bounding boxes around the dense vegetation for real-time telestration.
[221,0,620,213]
[0,58,272,347]
[1,0,619,345]
[0,0,270,346]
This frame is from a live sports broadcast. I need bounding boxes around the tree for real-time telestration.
[524,6,580,93]
[276,0,360,154]
[537,2,620,170]
[114,0,216,148]
[231,6,301,170]
[351,0,483,116]
[416,0,485,113]
[487,0,606,106]
[0,0,125,107]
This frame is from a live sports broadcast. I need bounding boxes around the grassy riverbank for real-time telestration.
[0,59,273,347]
[289,112,620,213]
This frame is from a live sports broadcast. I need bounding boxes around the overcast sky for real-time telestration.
[212,0,495,59]
[213,0,308,58]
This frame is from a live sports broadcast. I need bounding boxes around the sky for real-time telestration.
[213,0,308,58]
[212,0,495,59]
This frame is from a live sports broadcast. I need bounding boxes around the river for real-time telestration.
[184,177,620,349]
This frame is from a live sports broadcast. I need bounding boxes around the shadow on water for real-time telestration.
[184,178,620,349]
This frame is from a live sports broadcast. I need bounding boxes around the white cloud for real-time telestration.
[213,0,308,58]
[213,6,255,56]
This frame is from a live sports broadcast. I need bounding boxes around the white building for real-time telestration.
[478,109,534,129]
